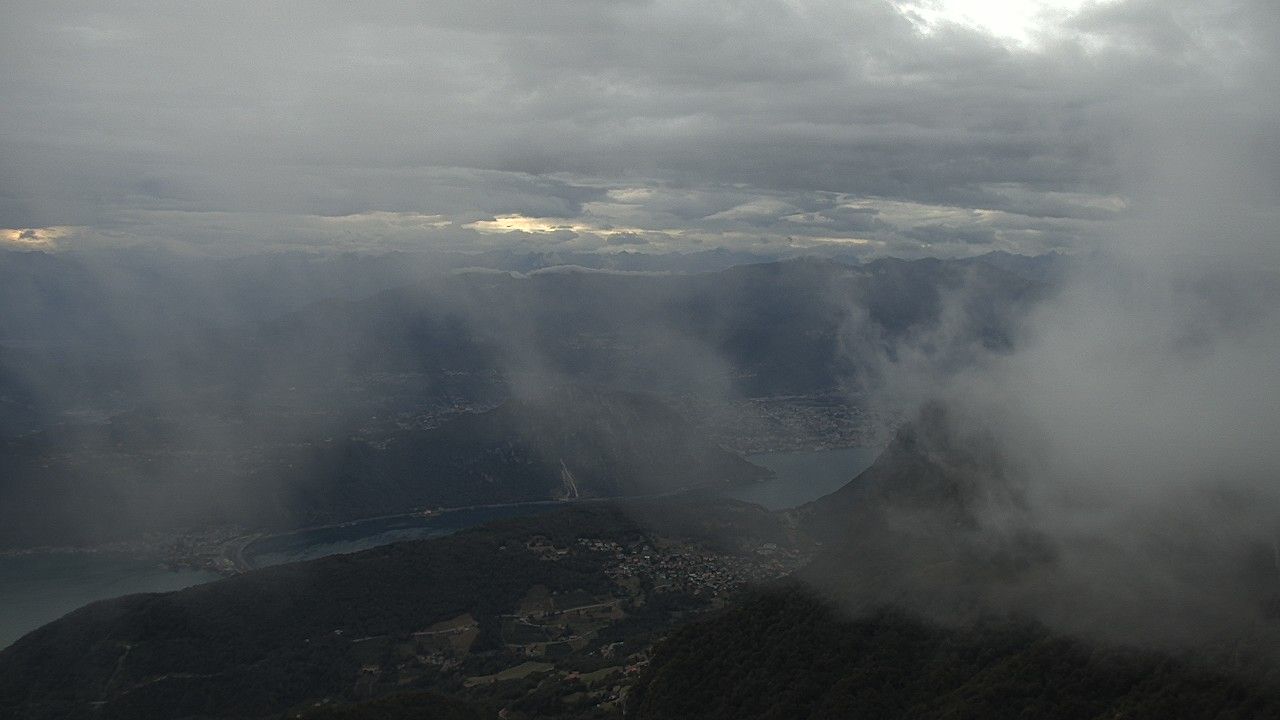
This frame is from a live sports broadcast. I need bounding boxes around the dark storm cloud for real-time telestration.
[0,0,1275,256]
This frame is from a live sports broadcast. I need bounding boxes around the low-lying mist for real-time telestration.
[830,258,1280,651]
[815,21,1280,654]
[0,243,1043,549]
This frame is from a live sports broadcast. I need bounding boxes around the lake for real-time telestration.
[246,445,882,567]
[0,445,879,649]
[730,446,880,510]
[244,503,562,568]
[0,553,218,650]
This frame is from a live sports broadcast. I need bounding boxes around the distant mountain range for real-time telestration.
[0,248,1062,427]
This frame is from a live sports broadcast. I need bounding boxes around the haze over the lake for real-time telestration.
[3,4,1280,718]
[4,0,1280,645]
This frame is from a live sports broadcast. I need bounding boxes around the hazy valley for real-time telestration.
[4,1,1278,718]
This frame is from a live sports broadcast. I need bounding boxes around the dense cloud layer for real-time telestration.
[5,1,1273,257]
[805,0,1280,650]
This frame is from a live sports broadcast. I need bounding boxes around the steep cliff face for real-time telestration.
[798,402,1053,621]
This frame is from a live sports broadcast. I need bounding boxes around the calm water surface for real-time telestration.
[0,553,217,649]
[729,446,880,510]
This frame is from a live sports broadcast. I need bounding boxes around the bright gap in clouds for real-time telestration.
[898,0,1096,45]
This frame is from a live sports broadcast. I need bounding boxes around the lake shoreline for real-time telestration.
[1,445,880,650]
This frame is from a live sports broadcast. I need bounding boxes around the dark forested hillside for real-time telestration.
[0,499,802,720]
[628,584,1280,720]
[292,692,483,720]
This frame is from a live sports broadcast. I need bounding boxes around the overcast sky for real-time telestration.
[1,0,1276,258]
